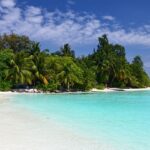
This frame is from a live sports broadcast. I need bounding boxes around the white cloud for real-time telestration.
[25,6,43,24]
[0,1,150,48]
[0,0,15,8]
[103,15,115,21]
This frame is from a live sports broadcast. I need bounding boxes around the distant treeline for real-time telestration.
[0,33,149,91]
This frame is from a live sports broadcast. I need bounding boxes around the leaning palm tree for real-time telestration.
[33,54,49,85]
[31,45,49,85]
[4,51,34,85]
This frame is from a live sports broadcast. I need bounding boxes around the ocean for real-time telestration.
[12,91,150,150]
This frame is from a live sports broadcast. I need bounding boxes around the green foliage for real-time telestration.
[0,33,33,53]
[4,51,34,85]
[95,84,105,90]
[0,49,14,79]
[56,57,83,91]
[52,43,75,58]
[130,56,150,87]
[0,80,12,91]
[31,46,49,85]
[36,83,58,92]
[0,33,149,91]
[60,44,75,58]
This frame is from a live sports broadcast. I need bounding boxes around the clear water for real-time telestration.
[12,91,150,150]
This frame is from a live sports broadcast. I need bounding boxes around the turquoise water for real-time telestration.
[13,91,150,150]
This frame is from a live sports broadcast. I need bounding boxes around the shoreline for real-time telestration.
[0,87,150,95]
[91,87,150,92]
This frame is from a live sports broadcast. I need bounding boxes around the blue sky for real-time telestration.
[0,0,150,74]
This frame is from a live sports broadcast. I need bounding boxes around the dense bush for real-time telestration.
[0,80,12,91]
[36,83,58,92]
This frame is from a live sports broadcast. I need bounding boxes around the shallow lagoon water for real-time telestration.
[13,91,150,150]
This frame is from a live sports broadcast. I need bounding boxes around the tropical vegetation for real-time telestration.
[0,33,149,91]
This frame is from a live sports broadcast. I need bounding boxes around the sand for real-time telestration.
[0,94,115,150]
[91,87,150,92]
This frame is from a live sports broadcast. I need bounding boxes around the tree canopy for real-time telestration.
[0,33,149,91]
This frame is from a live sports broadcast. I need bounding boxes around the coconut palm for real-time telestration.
[31,43,49,85]
[60,44,75,58]
[33,53,49,85]
[4,51,34,85]
[57,58,82,91]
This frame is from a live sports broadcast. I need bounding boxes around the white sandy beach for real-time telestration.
[1,87,150,96]
[0,94,115,150]
[91,87,150,92]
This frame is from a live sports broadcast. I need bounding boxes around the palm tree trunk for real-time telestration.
[67,82,70,91]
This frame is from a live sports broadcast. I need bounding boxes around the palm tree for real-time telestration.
[57,58,82,91]
[5,52,34,85]
[60,44,75,58]
[33,53,49,85]
[31,43,49,85]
